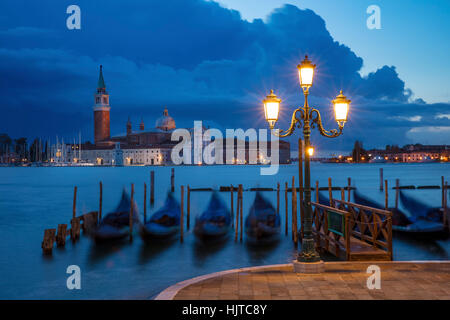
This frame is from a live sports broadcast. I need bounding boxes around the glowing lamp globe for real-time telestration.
[297,55,316,88]
[332,90,351,127]
[263,90,281,129]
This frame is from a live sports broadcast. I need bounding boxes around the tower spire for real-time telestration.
[97,65,106,91]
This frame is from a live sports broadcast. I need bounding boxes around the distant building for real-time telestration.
[50,66,290,166]
[367,144,449,163]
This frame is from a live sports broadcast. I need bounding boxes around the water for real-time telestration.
[0,163,449,299]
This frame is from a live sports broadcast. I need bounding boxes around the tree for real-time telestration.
[0,134,12,155]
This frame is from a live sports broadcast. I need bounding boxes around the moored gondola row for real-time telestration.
[40,172,449,255]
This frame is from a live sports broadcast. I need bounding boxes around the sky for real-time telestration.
[0,0,449,154]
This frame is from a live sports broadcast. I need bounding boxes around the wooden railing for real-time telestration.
[333,199,393,260]
[311,200,393,261]
[311,202,350,259]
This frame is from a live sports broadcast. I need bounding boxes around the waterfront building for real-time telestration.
[48,66,290,166]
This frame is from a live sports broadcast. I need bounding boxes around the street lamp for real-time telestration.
[262,55,351,266]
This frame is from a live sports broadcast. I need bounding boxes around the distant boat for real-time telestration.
[245,192,280,243]
[93,189,141,243]
[369,156,387,163]
[140,192,180,240]
[194,192,232,240]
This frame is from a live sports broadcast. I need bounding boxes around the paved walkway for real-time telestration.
[156,261,450,300]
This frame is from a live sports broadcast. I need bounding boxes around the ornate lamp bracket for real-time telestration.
[270,107,305,137]
[310,108,343,138]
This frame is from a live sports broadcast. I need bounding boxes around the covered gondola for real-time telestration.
[399,190,445,223]
[354,190,412,226]
[194,192,232,240]
[245,192,281,243]
[93,189,141,243]
[354,190,448,240]
[140,192,181,240]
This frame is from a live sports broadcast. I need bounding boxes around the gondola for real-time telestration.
[399,190,445,223]
[245,192,280,243]
[93,189,141,243]
[194,192,232,240]
[354,190,412,226]
[140,192,181,240]
[354,190,448,240]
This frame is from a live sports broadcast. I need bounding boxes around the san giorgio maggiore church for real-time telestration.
[53,66,210,166]
[52,66,290,166]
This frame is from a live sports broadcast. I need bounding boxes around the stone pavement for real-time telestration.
[156,261,450,300]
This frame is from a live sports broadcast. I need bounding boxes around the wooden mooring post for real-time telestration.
[187,185,190,230]
[285,182,288,236]
[347,177,351,201]
[239,184,243,242]
[150,170,155,208]
[70,217,80,241]
[341,188,345,202]
[180,186,184,243]
[385,180,389,210]
[277,182,280,216]
[56,224,67,247]
[230,185,234,229]
[171,168,175,192]
[442,176,445,209]
[442,181,450,231]
[395,179,399,209]
[129,183,134,242]
[380,168,384,191]
[42,229,56,255]
[292,176,298,244]
[73,186,77,219]
[144,182,147,224]
[315,181,319,203]
[328,178,333,206]
[99,181,103,221]
[235,186,240,242]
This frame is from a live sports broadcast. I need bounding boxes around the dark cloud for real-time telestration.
[0,0,447,149]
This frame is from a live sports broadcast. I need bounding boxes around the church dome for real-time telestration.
[155,107,176,131]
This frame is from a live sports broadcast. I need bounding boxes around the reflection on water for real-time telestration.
[0,163,448,299]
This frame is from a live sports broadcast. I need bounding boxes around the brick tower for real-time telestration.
[94,65,110,144]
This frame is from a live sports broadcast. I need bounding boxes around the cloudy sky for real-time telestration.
[0,0,449,153]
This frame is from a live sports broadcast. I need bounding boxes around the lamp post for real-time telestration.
[263,55,351,265]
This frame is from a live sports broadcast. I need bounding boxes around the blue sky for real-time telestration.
[219,0,450,104]
[0,0,449,153]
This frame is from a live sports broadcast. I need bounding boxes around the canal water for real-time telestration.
[0,163,448,299]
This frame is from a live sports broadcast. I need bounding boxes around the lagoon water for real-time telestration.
[0,163,449,299]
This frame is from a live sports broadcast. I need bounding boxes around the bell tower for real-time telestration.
[93,65,111,144]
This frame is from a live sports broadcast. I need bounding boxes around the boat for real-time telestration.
[354,190,448,240]
[316,192,331,206]
[140,192,181,240]
[353,190,412,226]
[93,189,141,243]
[399,190,444,223]
[245,192,281,243]
[194,192,232,240]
